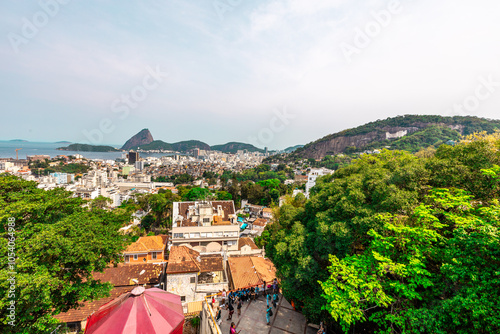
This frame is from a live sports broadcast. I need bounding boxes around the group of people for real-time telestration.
[213,278,281,331]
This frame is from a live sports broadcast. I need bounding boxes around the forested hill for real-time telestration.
[211,142,264,153]
[57,143,119,152]
[289,115,500,159]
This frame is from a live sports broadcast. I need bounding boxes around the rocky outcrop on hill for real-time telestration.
[293,115,500,160]
[121,129,154,150]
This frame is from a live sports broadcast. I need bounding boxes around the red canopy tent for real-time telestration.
[84,287,184,334]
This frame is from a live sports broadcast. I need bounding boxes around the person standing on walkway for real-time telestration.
[274,278,279,293]
[230,322,241,334]
[237,298,242,317]
[272,292,279,308]
[266,292,271,307]
[215,306,222,326]
[227,301,234,320]
[266,305,273,325]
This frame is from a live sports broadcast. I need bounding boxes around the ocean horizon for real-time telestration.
[0,141,168,160]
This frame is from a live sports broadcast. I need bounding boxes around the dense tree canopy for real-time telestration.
[0,175,132,333]
[264,133,500,333]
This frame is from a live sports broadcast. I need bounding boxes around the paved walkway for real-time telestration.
[218,294,317,334]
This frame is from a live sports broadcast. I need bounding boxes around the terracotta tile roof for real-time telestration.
[166,246,224,274]
[253,218,268,227]
[227,256,277,290]
[238,237,259,250]
[92,263,162,286]
[250,257,276,283]
[228,257,261,290]
[199,255,224,272]
[54,286,133,323]
[124,235,166,254]
[55,264,163,324]
[166,246,201,274]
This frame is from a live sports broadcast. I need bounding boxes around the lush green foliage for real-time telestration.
[265,134,500,333]
[0,174,132,333]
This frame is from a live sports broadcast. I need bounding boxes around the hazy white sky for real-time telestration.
[1,0,499,149]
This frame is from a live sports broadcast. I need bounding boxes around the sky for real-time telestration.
[1,0,500,150]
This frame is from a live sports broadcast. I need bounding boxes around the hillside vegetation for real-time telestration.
[263,132,500,333]
[288,115,500,159]
[56,143,119,152]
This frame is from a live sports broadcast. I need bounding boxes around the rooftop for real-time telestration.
[227,256,276,290]
[123,235,167,254]
[166,246,224,274]
[238,237,259,251]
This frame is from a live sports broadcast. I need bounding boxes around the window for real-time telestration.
[227,240,237,246]
[125,255,129,263]
[173,233,183,238]
[200,232,207,238]
[152,252,157,260]
[214,232,223,237]
[203,218,210,223]
[190,233,200,238]
[190,277,196,284]
[133,254,138,260]
[181,296,186,302]
[206,232,213,237]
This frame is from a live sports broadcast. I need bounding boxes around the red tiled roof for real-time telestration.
[93,263,162,286]
[227,256,277,290]
[166,246,224,274]
[54,286,133,323]
[124,235,167,254]
[238,237,259,250]
[166,246,200,274]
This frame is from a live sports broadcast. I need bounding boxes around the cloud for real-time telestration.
[0,0,499,148]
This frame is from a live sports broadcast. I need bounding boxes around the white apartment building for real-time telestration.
[305,168,333,198]
[171,200,239,252]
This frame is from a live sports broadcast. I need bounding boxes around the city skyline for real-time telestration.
[1,0,500,149]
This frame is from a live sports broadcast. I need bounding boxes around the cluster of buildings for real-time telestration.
[55,199,276,333]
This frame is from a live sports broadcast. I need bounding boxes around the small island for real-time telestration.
[57,143,120,152]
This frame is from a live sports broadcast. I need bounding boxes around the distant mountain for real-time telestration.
[211,142,264,153]
[121,129,154,150]
[289,115,500,160]
[57,143,120,152]
[132,140,211,152]
[122,130,266,153]
[9,139,28,142]
[173,140,211,152]
[55,141,72,144]
[283,145,303,153]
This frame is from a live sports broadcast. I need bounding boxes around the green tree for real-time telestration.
[0,174,131,333]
